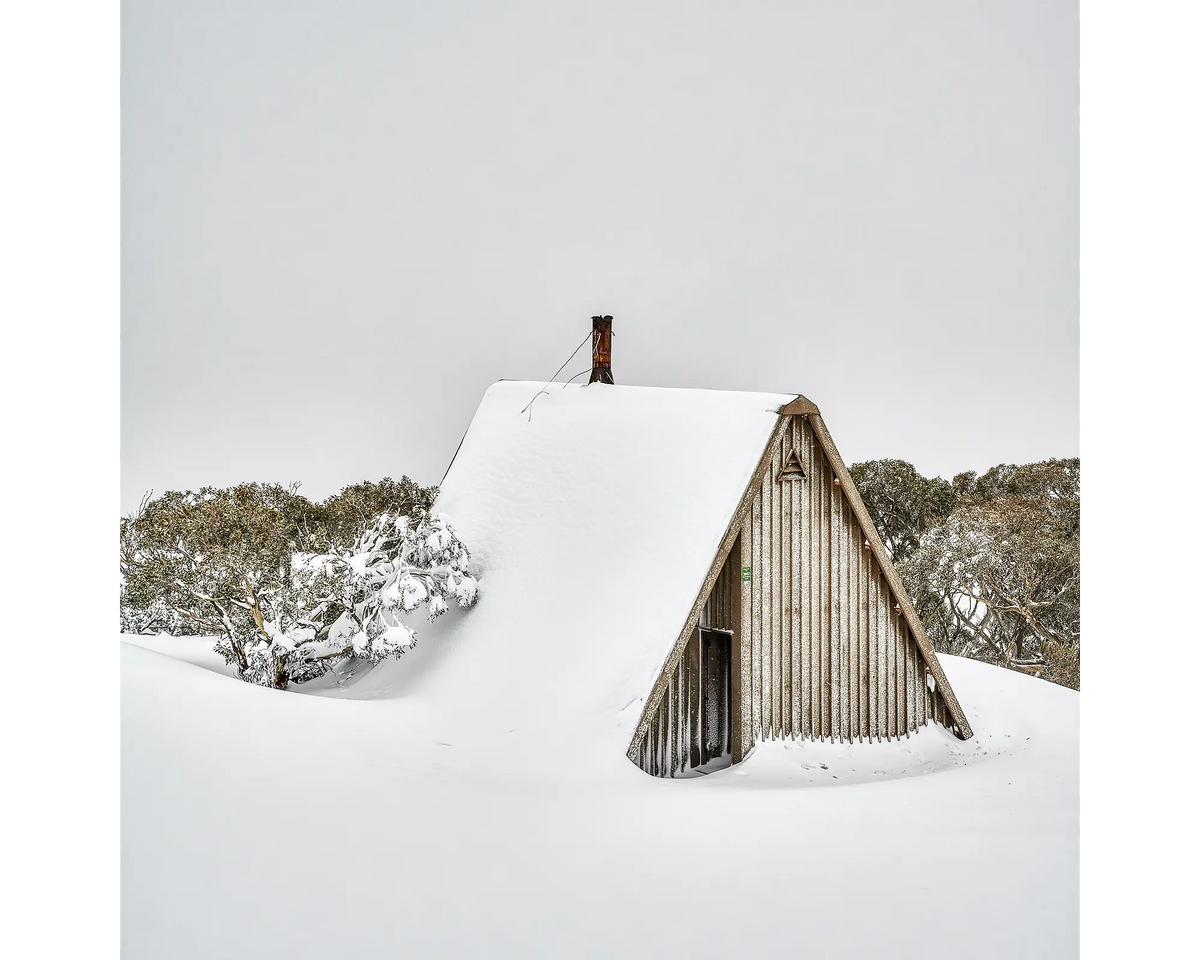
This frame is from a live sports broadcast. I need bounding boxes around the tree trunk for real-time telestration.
[230,636,249,676]
[273,653,290,690]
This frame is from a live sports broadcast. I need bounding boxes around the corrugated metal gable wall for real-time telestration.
[634,414,956,777]
[741,414,953,746]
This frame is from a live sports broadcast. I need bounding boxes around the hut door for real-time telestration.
[699,628,733,767]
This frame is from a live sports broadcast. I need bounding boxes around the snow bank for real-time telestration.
[122,644,1078,958]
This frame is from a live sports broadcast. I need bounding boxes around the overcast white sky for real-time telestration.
[121,0,1077,513]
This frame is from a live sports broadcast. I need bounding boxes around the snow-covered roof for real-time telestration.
[349,380,795,769]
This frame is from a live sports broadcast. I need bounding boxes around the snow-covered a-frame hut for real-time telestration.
[430,326,972,779]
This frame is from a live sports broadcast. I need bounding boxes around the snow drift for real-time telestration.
[122,641,1078,958]
[328,380,794,773]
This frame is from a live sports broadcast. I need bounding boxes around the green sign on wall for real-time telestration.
[742,566,751,584]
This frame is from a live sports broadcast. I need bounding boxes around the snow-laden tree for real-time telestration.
[291,513,480,677]
[120,483,475,689]
[119,594,186,637]
[120,484,326,685]
[118,518,201,638]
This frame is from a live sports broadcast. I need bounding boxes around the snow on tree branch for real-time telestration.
[295,513,480,667]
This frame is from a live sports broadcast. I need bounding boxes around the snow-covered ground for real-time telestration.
[122,636,1078,958]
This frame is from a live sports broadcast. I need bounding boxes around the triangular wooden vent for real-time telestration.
[778,448,807,480]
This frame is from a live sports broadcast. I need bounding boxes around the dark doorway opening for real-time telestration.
[699,627,733,770]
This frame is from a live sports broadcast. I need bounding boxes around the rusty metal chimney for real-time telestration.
[589,315,614,384]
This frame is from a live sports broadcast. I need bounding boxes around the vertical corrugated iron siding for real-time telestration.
[745,415,955,743]
[634,413,957,776]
